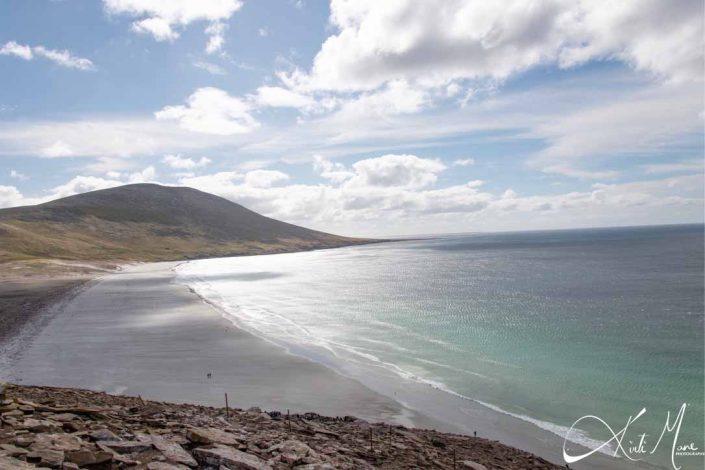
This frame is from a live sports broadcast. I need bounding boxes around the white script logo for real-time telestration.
[563,404,704,470]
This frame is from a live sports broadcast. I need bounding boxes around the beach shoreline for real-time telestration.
[1,260,661,470]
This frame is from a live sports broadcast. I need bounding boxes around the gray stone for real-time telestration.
[149,434,197,467]
[0,443,29,457]
[30,433,83,452]
[26,448,65,468]
[267,440,318,465]
[22,418,60,433]
[292,464,335,470]
[147,462,190,470]
[193,446,272,470]
[88,428,121,441]
[51,413,78,423]
[187,427,243,446]
[13,434,35,448]
[65,449,113,467]
[460,460,488,470]
[0,455,36,470]
[98,440,152,454]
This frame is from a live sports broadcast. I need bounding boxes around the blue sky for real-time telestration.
[0,0,703,236]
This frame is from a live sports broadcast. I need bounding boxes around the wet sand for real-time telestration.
[0,262,434,428]
[0,262,658,470]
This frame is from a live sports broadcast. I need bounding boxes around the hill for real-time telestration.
[0,183,374,262]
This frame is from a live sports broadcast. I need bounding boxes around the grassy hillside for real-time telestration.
[0,183,374,262]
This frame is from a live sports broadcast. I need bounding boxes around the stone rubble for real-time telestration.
[0,383,563,469]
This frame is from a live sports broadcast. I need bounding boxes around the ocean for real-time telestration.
[176,224,704,469]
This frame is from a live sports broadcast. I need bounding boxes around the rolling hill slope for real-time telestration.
[0,183,374,262]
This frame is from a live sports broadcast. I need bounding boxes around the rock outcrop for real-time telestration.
[0,383,562,469]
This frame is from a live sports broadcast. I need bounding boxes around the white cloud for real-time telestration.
[244,170,290,188]
[155,87,259,135]
[0,41,94,70]
[258,28,268,37]
[640,159,704,174]
[193,61,226,75]
[205,21,227,54]
[41,140,74,158]
[132,17,178,41]
[33,46,95,70]
[284,0,703,92]
[127,165,156,183]
[253,86,315,109]
[0,41,33,60]
[0,151,701,235]
[453,158,475,167]
[104,0,243,46]
[162,154,211,169]
[528,82,703,177]
[0,118,238,159]
[0,185,27,208]
[49,176,124,200]
[331,80,426,121]
[9,170,28,181]
[349,154,446,189]
[313,155,354,183]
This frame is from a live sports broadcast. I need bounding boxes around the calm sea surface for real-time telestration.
[177,224,704,468]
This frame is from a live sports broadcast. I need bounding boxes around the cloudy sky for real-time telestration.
[0,0,703,236]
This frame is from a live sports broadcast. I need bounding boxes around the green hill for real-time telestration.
[0,183,374,262]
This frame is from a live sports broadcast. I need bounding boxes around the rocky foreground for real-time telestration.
[0,383,563,470]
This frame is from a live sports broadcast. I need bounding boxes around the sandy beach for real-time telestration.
[0,262,658,470]
[0,263,431,427]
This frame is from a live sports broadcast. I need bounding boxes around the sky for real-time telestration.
[0,0,703,237]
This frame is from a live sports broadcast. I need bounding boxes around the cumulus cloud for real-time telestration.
[127,165,156,183]
[205,21,227,54]
[0,41,94,70]
[284,0,703,92]
[104,0,243,47]
[331,80,427,121]
[48,175,124,200]
[162,154,212,170]
[253,86,315,109]
[0,151,701,234]
[350,154,446,189]
[453,158,475,167]
[155,87,259,135]
[41,140,74,158]
[313,155,354,183]
[243,170,290,188]
[0,185,25,208]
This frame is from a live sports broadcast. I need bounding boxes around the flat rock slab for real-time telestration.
[187,427,244,446]
[0,455,35,470]
[148,434,197,467]
[99,439,152,454]
[193,445,272,470]
[65,449,113,467]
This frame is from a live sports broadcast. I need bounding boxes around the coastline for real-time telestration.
[1,260,661,470]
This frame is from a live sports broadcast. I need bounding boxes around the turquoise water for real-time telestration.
[177,224,704,468]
